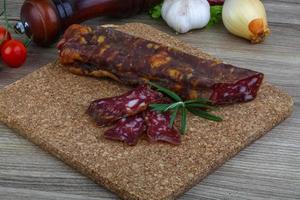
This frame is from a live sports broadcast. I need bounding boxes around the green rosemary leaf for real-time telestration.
[164,101,185,111]
[184,98,211,104]
[185,103,217,110]
[151,107,166,112]
[180,107,187,134]
[187,107,223,122]
[149,104,172,111]
[148,81,182,102]
[169,106,179,128]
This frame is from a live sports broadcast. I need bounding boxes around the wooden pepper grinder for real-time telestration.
[15,0,161,46]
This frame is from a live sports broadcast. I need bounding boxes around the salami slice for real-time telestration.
[104,114,146,146]
[145,110,181,145]
[87,84,163,126]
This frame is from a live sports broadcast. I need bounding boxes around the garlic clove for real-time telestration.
[222,0,270,43]
[162,1,192,33]
[162,0,210,34]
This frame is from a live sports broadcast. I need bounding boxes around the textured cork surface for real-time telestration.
[0,23,293,200]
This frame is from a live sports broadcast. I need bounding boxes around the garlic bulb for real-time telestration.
[222,0,270,43]
[161,0,211,33]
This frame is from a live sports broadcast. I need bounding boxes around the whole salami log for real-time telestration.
[87,84,163,126]
[58,24,264,105]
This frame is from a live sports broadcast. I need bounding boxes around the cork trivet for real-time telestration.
[0,23,293,200]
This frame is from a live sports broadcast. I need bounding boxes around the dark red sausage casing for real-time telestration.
[58,24,264,105]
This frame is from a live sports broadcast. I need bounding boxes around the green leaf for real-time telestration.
[180,108,187,134]
[187,107,223,122]
[169,107,179,128]
[207,5,223,28]
[164,101,185,112]
[148,81,182,102]
[149,2,163,19]
[149,104,172,111]
[184,98,211,104]
[185,103,217,110]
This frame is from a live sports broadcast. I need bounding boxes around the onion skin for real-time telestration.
[248,18,270,44]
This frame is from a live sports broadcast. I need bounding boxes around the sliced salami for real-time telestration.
[87,84,163,126]
[145,110,181,145]
[104,114,146,146]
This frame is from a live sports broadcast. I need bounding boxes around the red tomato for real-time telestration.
[0,26,12,50]
[1,40,27,68]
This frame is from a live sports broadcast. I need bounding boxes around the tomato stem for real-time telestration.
[0,31,8,45]
[2,0,14,30]
[23,36,33,47]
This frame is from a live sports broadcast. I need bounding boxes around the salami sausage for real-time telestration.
[145,110,181,145]
[104,114,146,146]
[87,84,163,126]
[58,24,264,105]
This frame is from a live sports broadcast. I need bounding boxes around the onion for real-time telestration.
[222,0,270,43]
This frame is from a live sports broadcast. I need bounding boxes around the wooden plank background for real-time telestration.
[0,0,299,199]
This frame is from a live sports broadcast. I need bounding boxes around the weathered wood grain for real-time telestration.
[0,0,299,200]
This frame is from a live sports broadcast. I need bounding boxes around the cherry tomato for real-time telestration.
[0,26,12,50]
[1,40,27,68]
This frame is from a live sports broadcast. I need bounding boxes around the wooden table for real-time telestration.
[1,1,299,199]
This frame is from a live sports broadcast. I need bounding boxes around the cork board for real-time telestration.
[0,23,293,200]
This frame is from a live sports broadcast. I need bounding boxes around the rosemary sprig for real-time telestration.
[148,82,222,134]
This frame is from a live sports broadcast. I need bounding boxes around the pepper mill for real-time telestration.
[15,0,161,46]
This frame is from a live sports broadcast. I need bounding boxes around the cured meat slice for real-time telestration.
[87,84,163,126]
[104,114,146,146]
[58,24,264,105]
[145,110,181,145]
